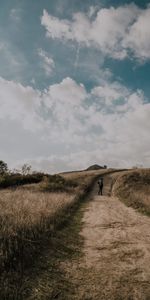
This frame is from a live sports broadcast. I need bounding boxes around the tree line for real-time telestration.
[0,160,33,176]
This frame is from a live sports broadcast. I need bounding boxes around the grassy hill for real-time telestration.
[1,167,150,299]
[112,169,150,216]
[0,168,110,299]
[86,164,106,171]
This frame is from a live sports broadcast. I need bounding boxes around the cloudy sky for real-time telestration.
[0,0,150,173]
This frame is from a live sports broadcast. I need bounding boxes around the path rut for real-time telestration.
[63,175,150,300]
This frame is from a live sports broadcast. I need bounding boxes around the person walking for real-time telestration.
[98,177,104,195]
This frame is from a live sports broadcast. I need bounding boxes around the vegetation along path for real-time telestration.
[27,173,150,300]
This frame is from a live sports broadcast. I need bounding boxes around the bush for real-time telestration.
[0,173,44,189]
[0,160,8,175]
[41,175,78,192]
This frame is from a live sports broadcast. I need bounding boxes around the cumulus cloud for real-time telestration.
[44,77,87,107]
[0,75,150,171]
[41,10,72,40]
[41,4,150,61]
[0,77,43,131]
[38,48,55,75]
[92,81,129,106]
[123,6,150,61]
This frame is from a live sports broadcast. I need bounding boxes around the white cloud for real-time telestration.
[42,77,89,140]
[44,77,87,107]
[41,4,150,61]
[92,81,129,106]
[41,10,72,40]
[0,77,43,131]
[38,48,55,75]
[123,7,150,61]
[0,76,150,172]
[88,6,98,18]
[89,4,139,59]
[41,9,93,45]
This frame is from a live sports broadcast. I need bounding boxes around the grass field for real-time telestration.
[0,169,110,299]
[112,169,150,216]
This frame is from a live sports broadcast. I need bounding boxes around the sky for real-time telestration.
[0,0,150,173]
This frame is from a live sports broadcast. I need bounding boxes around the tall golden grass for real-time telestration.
[0,189,74,270]
[112,169,150,215]
[0,168,114,300]
[0,169,110,274]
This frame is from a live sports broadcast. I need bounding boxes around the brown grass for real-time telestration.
[61,169,114,183]
[0,170,110,281]
[0,189,75,269]
[112,169,150,216]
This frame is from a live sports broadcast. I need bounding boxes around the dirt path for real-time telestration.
[63,175,150,300]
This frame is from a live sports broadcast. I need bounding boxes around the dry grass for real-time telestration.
[112,169,150,216]
[0,189,75,269]
[0,170,109,274]
[0,169,113,298]
[61,169,114,183]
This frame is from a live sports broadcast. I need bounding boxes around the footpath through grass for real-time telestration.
[0,169,112,299]
[22,197,86,300]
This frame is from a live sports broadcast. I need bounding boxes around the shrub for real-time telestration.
[0,173,44,189]
[0,160,8,175]
[41,175,78,192]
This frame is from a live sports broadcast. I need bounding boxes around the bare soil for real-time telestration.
[61,175,150,300]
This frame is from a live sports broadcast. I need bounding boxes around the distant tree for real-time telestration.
[0,160,8,175]
[104,165,107,169]
[12,168,21,174]
[21,164,32,175]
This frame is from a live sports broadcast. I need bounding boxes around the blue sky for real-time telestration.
[0,0,150,172]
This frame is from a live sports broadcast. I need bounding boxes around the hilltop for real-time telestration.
[86,164,107,171]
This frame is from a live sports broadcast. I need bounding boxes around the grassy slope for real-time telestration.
[21,195,86,300]
[0,169,111,299]
[20,169,121,300]
[26,169,150,300]
[112,169,150,216]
